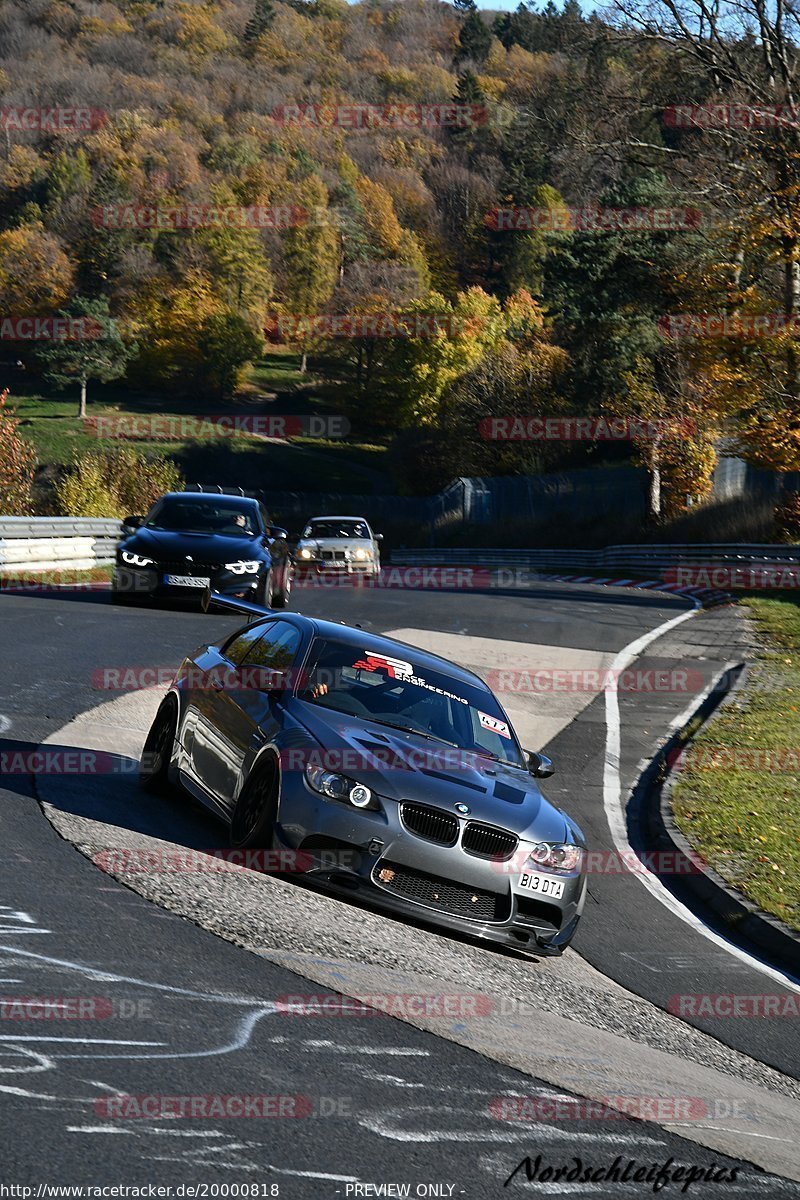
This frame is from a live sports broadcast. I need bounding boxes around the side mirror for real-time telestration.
[122,514,143,531]
[375,532,384,541]
[268,525,288,540]
[526,751,554,779]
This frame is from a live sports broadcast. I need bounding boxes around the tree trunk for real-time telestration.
[79,375,87,420]
[300,350,308,374]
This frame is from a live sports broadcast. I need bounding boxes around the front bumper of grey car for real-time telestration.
[273,766,586,954]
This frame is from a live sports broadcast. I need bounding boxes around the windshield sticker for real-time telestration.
[353,653,413,679]
[479,711,511,738]
[353,652,468,705]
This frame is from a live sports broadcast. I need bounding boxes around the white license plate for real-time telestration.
[518,871,565,900]
[164,574,210,588]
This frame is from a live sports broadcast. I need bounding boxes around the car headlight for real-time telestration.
[121,551,155,567]
[305,764,376,810]
[353,548,372,561]
[526,842,583,874]
[225,560,260,575]
[298,547,315,560]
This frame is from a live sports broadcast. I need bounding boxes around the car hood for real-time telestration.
[289,701,569,843]
[123,528,261,562]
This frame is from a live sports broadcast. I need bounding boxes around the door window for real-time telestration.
[223,621,276,665]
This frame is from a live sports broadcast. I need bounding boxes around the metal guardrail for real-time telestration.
[0,517,122,572]
[0,518,121,538]
[4,518,800,579]
[392,544,800,572]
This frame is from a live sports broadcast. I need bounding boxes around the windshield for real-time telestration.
[304,520,369,540]
[299,638,525,767]
[145,498,258,537]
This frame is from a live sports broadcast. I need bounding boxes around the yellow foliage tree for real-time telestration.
[0,223,74,314]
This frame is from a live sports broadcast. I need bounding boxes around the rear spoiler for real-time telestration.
[202,589,272,620]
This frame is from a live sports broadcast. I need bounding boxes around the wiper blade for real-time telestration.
[364,718,459,750]
[474,748,526,769]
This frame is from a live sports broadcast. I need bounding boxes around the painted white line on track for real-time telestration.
[602,599,800,993]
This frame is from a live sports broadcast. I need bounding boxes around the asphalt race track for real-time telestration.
[1,580,800,1198]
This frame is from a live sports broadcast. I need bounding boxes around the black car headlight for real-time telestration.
[526,842,583,874]
[121,551,155,567]
[305,764,377,810]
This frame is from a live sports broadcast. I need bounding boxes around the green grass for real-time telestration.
[672,592,800,932]
[9,354,390,499]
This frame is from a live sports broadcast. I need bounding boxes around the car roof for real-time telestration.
[306,515,370,523]
[163,492,258,509]
[252,611,489,691]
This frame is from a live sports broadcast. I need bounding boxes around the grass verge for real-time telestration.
[671,593,800,932]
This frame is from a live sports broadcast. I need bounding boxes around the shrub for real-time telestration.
[54,448,184,518]
[773,492,800,543]
[103,446,184,515]
[0,389,36,515]
[55,451,122,517]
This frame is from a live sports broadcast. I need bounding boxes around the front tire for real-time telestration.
[255,570,274,609]
[273,562,292,609]
[230,759,279,849]
[139,699,178,793]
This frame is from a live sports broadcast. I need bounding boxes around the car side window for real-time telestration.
[242,623,302,672]
[223,622,276,666]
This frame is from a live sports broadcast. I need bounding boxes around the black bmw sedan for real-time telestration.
[140,598,588,956]
[112,491,293,608]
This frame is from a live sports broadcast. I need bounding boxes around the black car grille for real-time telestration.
[158,561,226,576]
[320,550,346,561]
[373,860,507,923]
[400,802,458,846]
[462,821,518,861]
